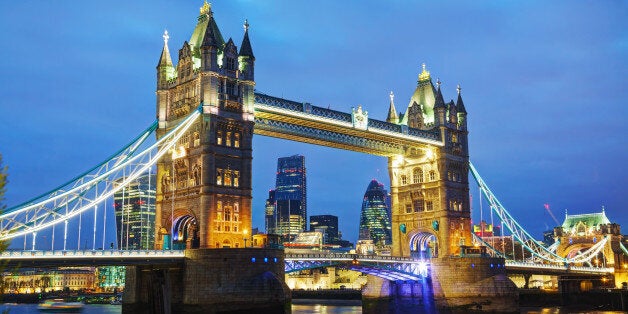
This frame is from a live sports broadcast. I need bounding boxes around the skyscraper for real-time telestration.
[113,173,156,250]
[359,179,392,246]
[270,155,306,241]
[309,215,339,244]
[265,190,276,234]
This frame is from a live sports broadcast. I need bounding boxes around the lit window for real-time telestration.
[226,132,232,146]
[225,207,232,221]
[234,133,240,148]
[217,130,223,145]
[224,170,232,186]
[234,202,239,212]
[216,169,222,185]
[233,171,239,187]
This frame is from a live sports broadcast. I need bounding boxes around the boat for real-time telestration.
[37,299,84,312]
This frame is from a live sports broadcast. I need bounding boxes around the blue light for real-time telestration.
[251,257,256,263]
[490,263,494,268]
[274,257,278,263]
[264,257,268,263]
[471,263,475,268]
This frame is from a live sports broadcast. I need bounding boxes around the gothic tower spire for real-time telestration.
[386,91,399,123]
[238,19,255,81]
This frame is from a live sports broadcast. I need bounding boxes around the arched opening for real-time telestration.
[410,232,438,259]
[173,214,200,249]
[565,246,607,267]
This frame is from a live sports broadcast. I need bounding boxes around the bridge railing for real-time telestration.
[0,250,186,259]
[285,252,423,263]
[505,260,614,274]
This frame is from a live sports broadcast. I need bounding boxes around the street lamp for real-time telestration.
[243,229,248,248]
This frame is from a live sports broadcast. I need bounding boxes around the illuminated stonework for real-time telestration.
[155,4,255,249]
[389,67,471,258]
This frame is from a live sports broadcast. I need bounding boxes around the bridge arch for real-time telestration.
[172,213,200,249]
[409,231,439,259]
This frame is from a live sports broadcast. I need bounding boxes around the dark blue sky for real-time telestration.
[0,1,626,248]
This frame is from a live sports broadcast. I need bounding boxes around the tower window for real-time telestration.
[226,132,232,146]
[225,207,231,221]
[226,57,236,70]
[401,175,407,185]
[413,168,422,184]
[429,171,436,181]
[426,201,433,211]
[216,169,223,185]
[233,171,239,187]
[217,130,223,145]
[414,200,423,212]
[405,204,412,214]
[226,82,235,95]
[234,133,240,148]
[224,170,232,186]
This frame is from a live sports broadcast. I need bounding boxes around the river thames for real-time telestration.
[1,302,626,314]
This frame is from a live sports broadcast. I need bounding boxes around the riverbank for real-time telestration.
[0,292,119,304]
[519,288,628,311]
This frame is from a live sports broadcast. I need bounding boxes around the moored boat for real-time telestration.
[37,299,84,312]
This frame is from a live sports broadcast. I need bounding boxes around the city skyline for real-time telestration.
[0,2,626,246]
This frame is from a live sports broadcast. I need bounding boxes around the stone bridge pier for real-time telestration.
[123,248,290,314]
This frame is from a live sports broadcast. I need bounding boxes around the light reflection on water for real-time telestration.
[0,303,626,314]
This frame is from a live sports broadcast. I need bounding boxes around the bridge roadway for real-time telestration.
[0,250,613,277]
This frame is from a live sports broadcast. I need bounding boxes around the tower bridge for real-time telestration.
[1,1,625,313]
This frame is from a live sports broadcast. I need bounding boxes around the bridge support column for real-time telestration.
[523,273,531,289]
[430,257,518,312]
[123,249,290,314]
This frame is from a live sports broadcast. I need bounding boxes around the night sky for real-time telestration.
[0,1,626,249]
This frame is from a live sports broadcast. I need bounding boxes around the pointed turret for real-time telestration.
[157,30,175,89]
[197,1,224,71]
[456,84,467,114]
[434,79,446,109]
[157,30,173,68]
[239,20,254,59]
[433,79,446,125]
[238,19,255,81]
[386,91,399,123]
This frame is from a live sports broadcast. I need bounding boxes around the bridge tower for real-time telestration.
[388,65,472,257]
[154,2,255,249]
[554,209,622,268]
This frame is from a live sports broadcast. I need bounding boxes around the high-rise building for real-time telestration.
[265,190,276,234]
[359,179,392,246]
[270,155,306,241]
[309,215,339,244]
[113,173,156,250]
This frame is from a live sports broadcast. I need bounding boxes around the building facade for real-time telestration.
[113,173,156,250]
[359,179,392,246]
[154,1,255,249]
[310,215,339,244]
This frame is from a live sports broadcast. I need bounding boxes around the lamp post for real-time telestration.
[243,229,248,248]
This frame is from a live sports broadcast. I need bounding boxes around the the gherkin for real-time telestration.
[359,179,392,246]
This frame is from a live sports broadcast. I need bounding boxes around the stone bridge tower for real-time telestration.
[154,2,255,249]
[388,65,472,258]
[554,209,622,267]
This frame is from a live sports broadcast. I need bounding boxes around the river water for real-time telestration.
[1,302,625,314]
